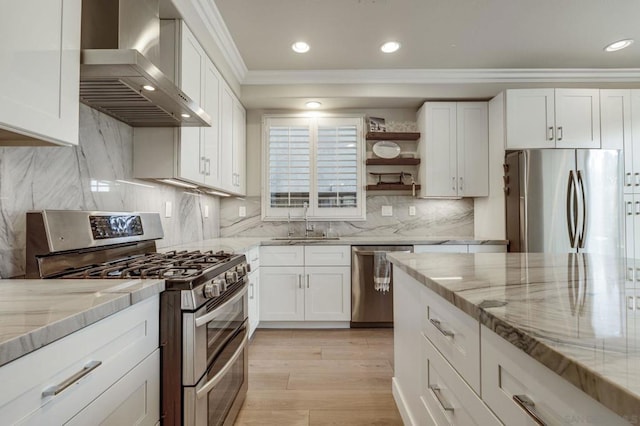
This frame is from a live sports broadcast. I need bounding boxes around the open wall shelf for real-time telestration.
[366,132,420,141]
[367,184,421,191]
[366,158,420,166]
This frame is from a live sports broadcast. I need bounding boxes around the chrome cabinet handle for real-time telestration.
[429,318,454,338]
[452,177,456,191]
[205,158,211,176]
[513,394,547,426]
[548,127,554,141]
[636,268,640,282]
[459,176,463,191]
[298,274,302,289]
[429,385,454,412]
[628,296,635,310]
[557,126,563,141]
[635,173,640,186]
[627,201,634,216]
[306,275,310,288]
[200,156,207,174]
[635,201,640,215]
[249,283,254,300]
[626,172,632,186]
[566,171,577,248]
[627,267,635,282]
[42,360,102,397]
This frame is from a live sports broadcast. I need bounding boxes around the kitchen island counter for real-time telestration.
[387,251,640,421]
[0,279,164,367]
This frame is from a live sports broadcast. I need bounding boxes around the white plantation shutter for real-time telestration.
[268,124,310,207]
[316,123,358,208]
[263,115,365,220]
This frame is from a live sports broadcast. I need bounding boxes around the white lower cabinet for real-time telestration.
[421,335,500,426]
[260,245,351,323]
[0,296,159,425]
[246,246,261,337]
[481,325,627,426]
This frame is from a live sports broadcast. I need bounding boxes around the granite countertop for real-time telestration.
[387,252,640,419]
[160,236,507,254]
[0,279,164,368]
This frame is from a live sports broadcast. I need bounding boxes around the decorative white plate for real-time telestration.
[372,141,401,159]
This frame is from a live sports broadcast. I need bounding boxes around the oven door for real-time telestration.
[183,280,248,385]
[183,322,249,426]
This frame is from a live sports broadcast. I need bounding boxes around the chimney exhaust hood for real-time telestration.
[80,0,211,127]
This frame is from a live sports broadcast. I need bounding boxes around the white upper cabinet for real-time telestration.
[417,102,488,197]
[0,0,81,146]
[505,89,600,149]
[133,20,245,195]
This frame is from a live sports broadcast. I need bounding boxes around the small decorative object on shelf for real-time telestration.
[372,140,401,159]
[368,117,386,132]
[368,171,419,196]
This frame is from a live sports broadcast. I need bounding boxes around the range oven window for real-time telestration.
[204,291,246,365]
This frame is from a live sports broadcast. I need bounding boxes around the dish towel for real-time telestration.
[373,251,391,293]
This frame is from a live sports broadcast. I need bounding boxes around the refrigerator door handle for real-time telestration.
[566,170,577,248]
[577,170,587,248]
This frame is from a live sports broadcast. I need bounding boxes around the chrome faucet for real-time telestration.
[303,202,314,237]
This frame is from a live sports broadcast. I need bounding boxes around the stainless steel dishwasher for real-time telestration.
[351,245,413,327]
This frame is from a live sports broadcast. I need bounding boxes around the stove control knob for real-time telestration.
[203,281,221,299]
[246,263,252,273]
[225,271,238,284]
[214,277,227,292]
[235,264,247,277]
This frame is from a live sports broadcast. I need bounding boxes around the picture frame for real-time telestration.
[368,116,386,132]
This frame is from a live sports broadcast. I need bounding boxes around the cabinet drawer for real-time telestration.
[260,246,304,266]
[304,245,350,266]
[421,335,500,426]
[481,326,628,426]
[66,349,160,426]
[0,296,159,425]
[245,246,260,270]
[421,287,480,394]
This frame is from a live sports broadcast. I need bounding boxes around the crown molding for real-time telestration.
[243,68,640,85]
[191,0,248,83]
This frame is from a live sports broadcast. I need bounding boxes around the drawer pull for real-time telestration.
[513,394,546,426]
[42,360,102,398]
[430,318,454,338]
[429,385,454,412]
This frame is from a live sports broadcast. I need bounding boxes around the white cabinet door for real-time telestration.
[202,59,222,188]
[220,85,235,192]
[555,89,600,149]
[248,270,260,337]
[457,102,488,197]
[232,99,246,194]
[0,0,80,146]
[304,266,351,321]
[625,194,635,261]
[260,266,305,321]
[630,91,640,192]
[419,103,457,197]
[505,89,555,149]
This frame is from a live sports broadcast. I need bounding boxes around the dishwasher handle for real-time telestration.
[355,250,412,256]
[352,246,414,256]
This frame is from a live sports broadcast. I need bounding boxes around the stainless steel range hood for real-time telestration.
[80,0,211,127]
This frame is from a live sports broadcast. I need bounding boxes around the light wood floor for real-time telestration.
[234,328,403,426]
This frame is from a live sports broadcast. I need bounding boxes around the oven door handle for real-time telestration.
[195,281,248,328]
[195,333,248,399]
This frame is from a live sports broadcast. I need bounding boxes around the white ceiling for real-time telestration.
[210,0,640,109]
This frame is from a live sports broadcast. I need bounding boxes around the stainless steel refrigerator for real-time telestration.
[504,149,623,255]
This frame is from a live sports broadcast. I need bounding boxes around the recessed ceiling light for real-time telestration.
[604,39,634,52]
[292,41,310,53]
[181,113,191,118]
[305,101,322,109]
[380,41,401,53]
[142,85,156,91]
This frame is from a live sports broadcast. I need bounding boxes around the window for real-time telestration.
[262,115,365,220]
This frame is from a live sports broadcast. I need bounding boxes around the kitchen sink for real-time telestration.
[271,236,340,241]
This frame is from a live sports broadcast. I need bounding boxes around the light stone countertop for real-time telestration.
[387,251,640,420]
[161,236,507,254]
[0,279,164,368]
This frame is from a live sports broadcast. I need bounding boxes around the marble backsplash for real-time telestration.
[0,105,220,278]
[220,195,474,238]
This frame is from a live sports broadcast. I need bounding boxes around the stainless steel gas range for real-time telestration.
[26,210,249,426]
